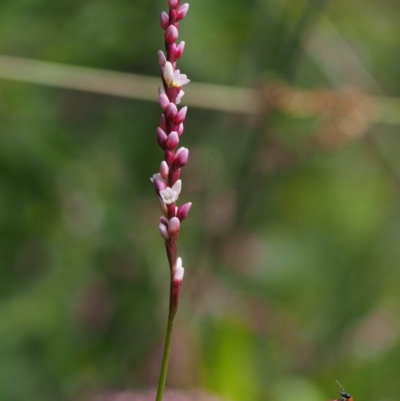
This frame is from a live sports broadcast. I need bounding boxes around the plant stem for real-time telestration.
[155,298,175,401]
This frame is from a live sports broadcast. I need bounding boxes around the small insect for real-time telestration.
[333,381,353,401]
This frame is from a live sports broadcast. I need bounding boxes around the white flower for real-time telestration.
[159,179,182,204]
[150,173,164,183]
[171,69,190,87]
[172,179,182,194]
[176,90,185,104]
[163,62,190,88]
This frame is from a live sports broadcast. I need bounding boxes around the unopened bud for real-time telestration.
[168,0,179,8]
[165,25,178,45]
[162,62,174,86]
[166,131,179,150]
[173,147,189,168]
[165,103,178,121]
[158,50,167,66]
[159,93,170,110]
[160,216,168,226]
[174,256,185,282]
[157,127,168,148]
[178,123,184,136]
[160,12,169,30]
[153,177,167,195]
[171,258,184,316]
[160,161,169,180]
[175,106,188,124]
[176,3,189,20]
[168,216,181,235]
[177,202,192,221]
[173,266,184,282]
[159,222,170,240]
[175,41,185,59]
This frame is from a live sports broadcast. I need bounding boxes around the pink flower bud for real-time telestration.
[159,223,170,240]
[158,50,167,66]
[178,123,184,136]
[168,216,181,235]
[175,41,185,59]
[177,202,192,221]
[160,12,169,30]
[153,177,167,195]
[160,216,168,226]
[165,103,178,121]
[168,0,179,8]
[175,106,187,124]
[157,127,168,148]
[159,93,170,110]
[162,62,174,86]
[176,3,189,20]
[160,161,169,180]
[173,147,189,168]
[166,131,179,150]
[165,25,178,45]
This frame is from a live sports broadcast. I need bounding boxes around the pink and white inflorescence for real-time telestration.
[152,0,191,292]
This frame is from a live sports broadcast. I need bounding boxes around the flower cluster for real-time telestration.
[152,0,191,296]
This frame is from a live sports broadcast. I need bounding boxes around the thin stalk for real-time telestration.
[155,304,175,401]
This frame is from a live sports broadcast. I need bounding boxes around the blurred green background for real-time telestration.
[0,0,399,400]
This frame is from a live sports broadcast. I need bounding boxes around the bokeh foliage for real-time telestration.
[0,0,399,400]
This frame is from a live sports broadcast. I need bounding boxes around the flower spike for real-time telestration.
[154,1,192,400]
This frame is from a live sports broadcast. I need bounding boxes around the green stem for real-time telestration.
[155,306,175,401]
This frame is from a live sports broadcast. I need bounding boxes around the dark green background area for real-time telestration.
[0,0,399,400]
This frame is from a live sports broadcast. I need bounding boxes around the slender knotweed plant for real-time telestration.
[151,1,191,400]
